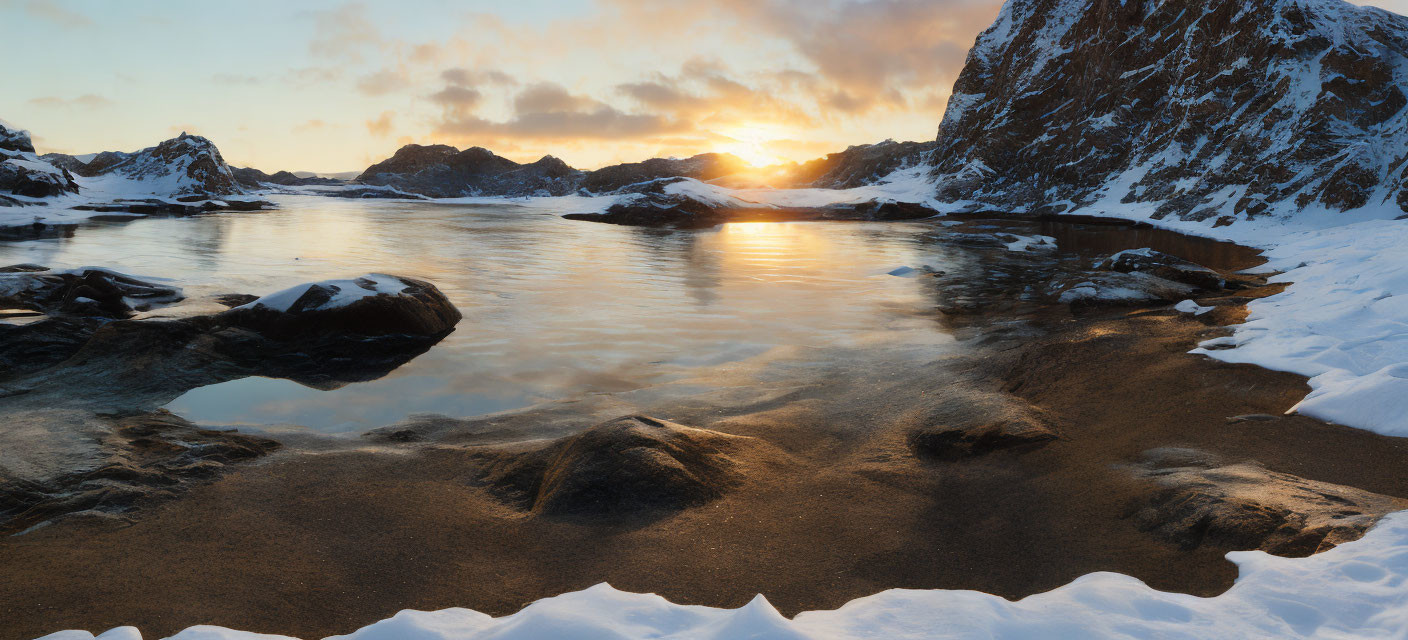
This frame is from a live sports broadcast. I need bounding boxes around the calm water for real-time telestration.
[0,196,983,432]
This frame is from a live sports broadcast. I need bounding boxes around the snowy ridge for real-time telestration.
[38,511,1408,639]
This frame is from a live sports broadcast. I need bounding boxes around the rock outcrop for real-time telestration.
[930,0,1408,220]
[791,140,937,189]
[1125,448,1408,556]
[0,122,79,201]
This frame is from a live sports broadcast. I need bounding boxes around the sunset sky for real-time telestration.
[3,0,1405,173]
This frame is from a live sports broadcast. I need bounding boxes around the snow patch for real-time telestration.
[234,274,410,313]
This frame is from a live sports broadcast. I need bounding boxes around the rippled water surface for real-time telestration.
[0,196,983,432]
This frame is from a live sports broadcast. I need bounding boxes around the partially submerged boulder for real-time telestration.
[564,192,728,229]
[1048,271,1195,306]
[0,266,183,319]
[219,274,461,338]
[477,415,758,516]
[1095,248,1225,291]
[906,396,1059,460]
[1125,448,1408,556]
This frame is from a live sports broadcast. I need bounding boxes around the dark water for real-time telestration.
[0,196,1253,433]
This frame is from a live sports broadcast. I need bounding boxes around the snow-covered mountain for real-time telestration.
[930,0,1408,222]
[45,132,244,197]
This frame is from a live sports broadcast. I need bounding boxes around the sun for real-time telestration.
[715,125,788,167]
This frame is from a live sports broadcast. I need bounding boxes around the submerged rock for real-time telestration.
[906,397,1059,461]
[563,192,726,229]
[0,409,279,534]
[1125,448,1408,556]
[1095,249,1226,291]
[1048,271,1195,306]
[477,415,758,517]
[0,266,183,319]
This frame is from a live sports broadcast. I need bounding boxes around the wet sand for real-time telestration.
[7,250,1408,640]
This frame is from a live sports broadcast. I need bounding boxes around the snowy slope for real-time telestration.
[930,0,1408,223]
[37,511,1408,639]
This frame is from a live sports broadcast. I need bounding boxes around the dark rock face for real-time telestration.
[355,145,583,197]
[218,275,462,339]
[0,121,36,154]
[792,140,937,189]
[0,122,79,199]
[930,0,1408,219]
[0,158,79,198]
[579,153,748,194]
[477,416,755,517]
[1125,448,1407,556]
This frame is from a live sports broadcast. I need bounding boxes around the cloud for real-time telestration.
[442,67,517,87]
[293,120,327,133]
[213,73,262,85]
[28,94,112,109]
[366,111,395,137]
[308,2,382,62]
[429,85,483,113]
[356,68,411,96]
[0,0,92,27]
[436,82,689,142]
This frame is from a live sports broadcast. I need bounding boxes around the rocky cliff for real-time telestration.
[0,121,78,203]
[930,0,1408,221]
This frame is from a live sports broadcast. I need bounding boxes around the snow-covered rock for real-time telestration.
[79,133,243,197]
[930,0,1408,222]
[220,274,462,338]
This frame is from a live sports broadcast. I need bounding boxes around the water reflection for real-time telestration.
[0,199,1257,433]
[0,197,946,432]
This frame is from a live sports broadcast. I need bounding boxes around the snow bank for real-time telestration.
[38,511,1408,639]
[1193,218,1408,435]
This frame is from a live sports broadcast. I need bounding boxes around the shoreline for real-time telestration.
[7,224,1408,639]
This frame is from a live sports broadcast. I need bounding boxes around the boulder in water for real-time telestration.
[218,274,461,338]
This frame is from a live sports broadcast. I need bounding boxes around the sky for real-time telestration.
[1,0,1405,173]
